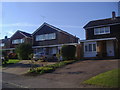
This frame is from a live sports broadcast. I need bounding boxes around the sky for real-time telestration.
[0,2,119,40]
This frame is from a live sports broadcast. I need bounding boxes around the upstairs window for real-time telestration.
[0,43,5,47]
[36,33,56,41]
[94,27,110,35]
[12,39,24,44]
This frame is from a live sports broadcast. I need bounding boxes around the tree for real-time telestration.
[61,45,76,60]
[15,43,33,60]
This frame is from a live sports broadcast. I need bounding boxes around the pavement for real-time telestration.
[2,59,119,88]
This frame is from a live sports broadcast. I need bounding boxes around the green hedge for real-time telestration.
[61,45,76,60]
[15,43,33,60]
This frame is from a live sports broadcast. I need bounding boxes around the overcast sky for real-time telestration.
[1,2,119,39]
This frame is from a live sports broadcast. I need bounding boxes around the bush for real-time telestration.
[29,60,77,74]
[29,66,55,74]
[8,53,18,59]
[61,45,76,60]
[15,43,33,60]
[2,50,9,64]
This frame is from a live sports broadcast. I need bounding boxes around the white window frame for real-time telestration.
[36,33,56,41]
[12,39,24,44]
[84,42,97,52]
[94,27,110,35]
[0,43,5,47]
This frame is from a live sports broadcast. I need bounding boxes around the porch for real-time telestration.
[80,37,119,59]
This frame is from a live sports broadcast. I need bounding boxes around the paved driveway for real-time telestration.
[2,59,118,88]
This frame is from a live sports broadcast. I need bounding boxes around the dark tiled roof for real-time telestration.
[84,16,120,29]
[33,22,79,39]
[18,30,32,37]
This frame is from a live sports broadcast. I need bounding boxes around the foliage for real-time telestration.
[15,43,33,60]
[83,68,120,88]
[2,50,9,64]
[30,66,54,74]
[29,60,77,74]
[61,45,76,60]
[8,53,18,59]
[2,59,21,67]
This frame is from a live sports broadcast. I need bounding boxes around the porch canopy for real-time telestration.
[80,37,116,43]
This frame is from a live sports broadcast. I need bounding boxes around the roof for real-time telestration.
[84,16,120,29]
[19,30,32,37]
[32,22,79,39]
[11,30,32,38]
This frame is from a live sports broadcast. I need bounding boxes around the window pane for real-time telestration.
[105,27,110,33]
[94,28,99,34]
[93,44,96,51]
[85,45,88,52]
[100,28,104,33]
[89,44,92,51]
[45,34,49,40]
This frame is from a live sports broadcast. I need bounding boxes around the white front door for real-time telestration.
[106,40,114,56]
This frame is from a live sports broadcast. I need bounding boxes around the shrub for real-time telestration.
[29,66,55,74]
[2,50,9,64]
[29,60,77,74]
[15,43,33,60]
[61,45,76,60]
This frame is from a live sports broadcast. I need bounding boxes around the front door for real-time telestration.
[106,40,114,56]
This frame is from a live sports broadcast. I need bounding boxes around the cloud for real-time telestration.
[0,23,83,29]
[0,23,40,27]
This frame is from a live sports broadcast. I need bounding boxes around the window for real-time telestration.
[12,39,24,44]
[84,43,96,52]
[85,45,88,52]
[36,33,56,41]
[0,43,5,47]
[94,27,110,35]
[89,44,92,51]
[93,44,96,51]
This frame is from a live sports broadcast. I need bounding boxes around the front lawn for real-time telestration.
[83,68,120,88]
[2,59,21,67]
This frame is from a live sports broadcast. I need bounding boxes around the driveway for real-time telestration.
[2,59,118,88]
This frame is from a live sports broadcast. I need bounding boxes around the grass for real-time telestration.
[28,60,77,75]
[83,68,120,88]
[2,59,21,67]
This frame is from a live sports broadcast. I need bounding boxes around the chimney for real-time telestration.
[5,36,7,39]
[112,11,116,19]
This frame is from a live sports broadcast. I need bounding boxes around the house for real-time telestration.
[80,11,120,59]
[1,30,32,53]
[32,22,79,56]
[0,36,10,50]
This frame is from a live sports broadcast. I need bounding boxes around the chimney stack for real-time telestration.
[112,11,116,19]
[5,36,7,39]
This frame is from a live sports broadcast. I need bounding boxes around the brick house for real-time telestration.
[0,30,32,53]
[80,12,120,59]
[32,22,79,56]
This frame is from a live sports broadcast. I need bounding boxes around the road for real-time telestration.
[2,59,118,88]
